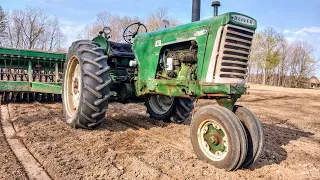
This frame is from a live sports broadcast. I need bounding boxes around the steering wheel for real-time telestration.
[123,22,147,43]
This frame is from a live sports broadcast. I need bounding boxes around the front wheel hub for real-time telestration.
[198,119,228,161]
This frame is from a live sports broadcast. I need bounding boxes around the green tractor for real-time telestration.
[62,0,264,171]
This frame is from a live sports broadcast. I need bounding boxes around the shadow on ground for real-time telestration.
[253,122,313,169]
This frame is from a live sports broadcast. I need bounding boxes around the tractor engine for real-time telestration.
[157,41,198,80]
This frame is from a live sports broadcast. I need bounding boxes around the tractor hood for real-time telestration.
[133,12,257,42]
[132,12,257,85]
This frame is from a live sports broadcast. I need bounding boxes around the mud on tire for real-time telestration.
[62,40,111,129]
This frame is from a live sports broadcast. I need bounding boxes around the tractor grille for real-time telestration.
[214,24,254,84]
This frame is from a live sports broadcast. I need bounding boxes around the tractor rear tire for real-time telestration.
[190,105,247,171]
[145,95,194,123]
[233,105,264,168]
[62,40,111,129]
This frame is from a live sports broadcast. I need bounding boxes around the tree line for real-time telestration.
[248,27,317,88]
[0,6,66,52]
[0,6,177,51]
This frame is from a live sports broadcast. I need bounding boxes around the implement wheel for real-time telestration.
[62,40,111,129]
[190,105,247,171]
[145,95,194,123]
[233,105,264,168]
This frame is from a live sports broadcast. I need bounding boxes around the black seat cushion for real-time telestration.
[109,41,135,58]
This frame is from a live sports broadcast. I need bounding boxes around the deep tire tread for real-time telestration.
[80,49,101,56]
[80,110,97,123]
[92,108,107,118]
[83,98,100,112]
[94,94,112,106]
[96,79,112,91]
[145,97,195,124]
[82,58,103,68]
[96,67,111,76]
[84,84,102,98]
[93,56,108,62]
[63,40,111,129]
[171,98,195,123]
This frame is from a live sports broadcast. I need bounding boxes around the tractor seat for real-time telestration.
[109,41,135,58]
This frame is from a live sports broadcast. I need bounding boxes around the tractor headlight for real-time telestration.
[103,27,111,35]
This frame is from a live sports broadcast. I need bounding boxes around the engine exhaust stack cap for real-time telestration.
[211,1,221,17]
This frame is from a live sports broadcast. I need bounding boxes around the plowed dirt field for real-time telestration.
[1,85,319,179]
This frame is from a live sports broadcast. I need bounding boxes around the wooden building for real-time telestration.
[310,76,320,88]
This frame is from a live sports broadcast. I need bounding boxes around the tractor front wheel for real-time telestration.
[62,40,111,129]
[233,105,264,168]
[190,105,247,171]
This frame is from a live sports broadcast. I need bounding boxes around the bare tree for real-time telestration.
[4,7,66,52]
[78,11,139,42]
[77,24,100,40]
[277,39,290,86]
[254,27,283,85]
[6,10,25,48]
[20,7,47,49]
[77,7,179,43]
[44,17,64,51]
[146,7,179,31]
[289,41,316,87]
[0,6,7,46]
[249,27,317,88]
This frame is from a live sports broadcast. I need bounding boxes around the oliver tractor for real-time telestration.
[62,0,264,171]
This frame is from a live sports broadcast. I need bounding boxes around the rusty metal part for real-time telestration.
[181,53,197,63]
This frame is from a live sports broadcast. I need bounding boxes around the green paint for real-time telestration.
[28,60,32,84]
[0,81,31,92]
[93,35,109,53]
[0,47,65,94]
[132,12,256,109]
[0,48,65,70]
[0,81,62,94]
[31,82,62,94]
[216,95,239,110]
[0,10,256,110]
[0,47,65,60]
[204,124,226,152]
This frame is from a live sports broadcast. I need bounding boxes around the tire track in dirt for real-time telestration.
[105,122,201,179]
[0,103,51,180]
[105,118,196,179]
[108,103,195,153]
[0,108,27,179]
[110,118,195,156]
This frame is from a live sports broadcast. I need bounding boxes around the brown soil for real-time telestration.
[3,85,320,179]
[0,110,28,179]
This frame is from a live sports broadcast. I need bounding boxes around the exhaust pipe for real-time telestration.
[212,1,221,17]
[192,0,201,22]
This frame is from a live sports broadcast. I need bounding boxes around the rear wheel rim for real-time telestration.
[149,95,174,115]
[198,119,229,161]
[64,56,81,118]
